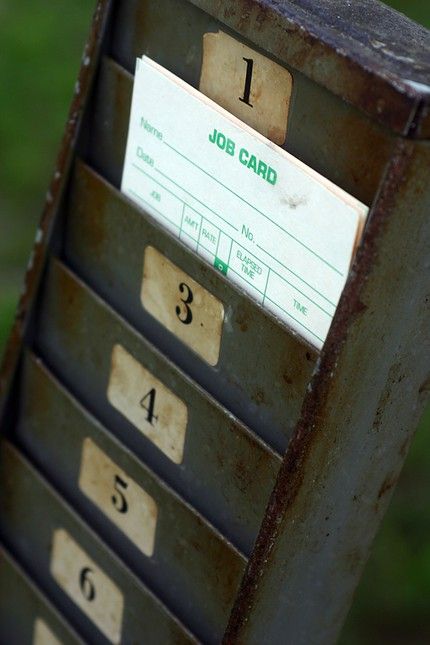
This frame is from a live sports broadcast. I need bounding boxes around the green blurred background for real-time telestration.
[0,1,429,642]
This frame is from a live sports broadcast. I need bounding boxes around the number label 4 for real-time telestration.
[107,344,187,463]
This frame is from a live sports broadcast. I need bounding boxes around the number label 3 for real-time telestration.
[141,246,224,365]
[175,282,193,325]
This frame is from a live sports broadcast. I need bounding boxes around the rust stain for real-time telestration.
[308,104,394,203]
[418,373,430,394]
[171,526,245,615]
[372,361,407,433]
[0,445,25,522]
[268,125,286,146]
[112,63,133,168]
[398,436,411,459]
[21,356,52,422]
[55,263,86,336]
[72,161,110,252]
[377,473,399,500]
[235,309,250,333]
[251,389,266,405]
[282,371,293,386]
[211,0,424,136]
[342,547,364,576]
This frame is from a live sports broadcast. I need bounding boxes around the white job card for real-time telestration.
[122,56,369,349]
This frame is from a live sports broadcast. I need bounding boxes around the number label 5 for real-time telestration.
[79,438,158,556]
[141,246,224,366]
[111,475,129,515]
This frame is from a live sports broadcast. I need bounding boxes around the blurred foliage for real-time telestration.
[0,0,93,350]
[384,0,430,26]
[0,1,430,644]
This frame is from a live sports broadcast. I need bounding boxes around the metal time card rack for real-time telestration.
[1,1,430,643]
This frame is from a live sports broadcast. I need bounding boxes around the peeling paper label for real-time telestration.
[107,344,188,463]
[79,438,158,556]
[200,30,293,145]
[141,246,224,365]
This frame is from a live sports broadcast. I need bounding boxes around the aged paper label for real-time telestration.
[50,529,124,644]
[33,619,63,645]
[107,344,187,463]
[122,57,368,349]
[79,438,158,556]
[141,247,224,365]
[200,31,293,145]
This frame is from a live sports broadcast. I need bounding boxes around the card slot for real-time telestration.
[15,350,246,643]
[0,441,198,645]
[106,0,393,206]
[86,56,132,188]
[64,159,316,454]
[0,545,83,644]
[109,0,213,90]
[33,257,281,556]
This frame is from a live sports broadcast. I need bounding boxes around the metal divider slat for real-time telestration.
[0,546,84,645]
[15,350,246,643]
[0,441,198,644]
[65,160,315,453]
[33,257,281,556]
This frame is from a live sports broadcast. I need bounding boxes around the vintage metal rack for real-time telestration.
[1,1,430,643]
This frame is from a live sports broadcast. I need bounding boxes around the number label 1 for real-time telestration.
[33,619,62,645]
[141,246,224,366]
[239,57,254,107]
[79,438,158,556]
[50,529,124,644]
[200,30,293,145]
[107,344,188,463]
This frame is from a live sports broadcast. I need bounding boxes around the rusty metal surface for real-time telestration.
[224,138,430,644]
[16,351,245,644]
[34,258,281,556]
[65,160,315,455]
[0,0,113,421]
[86,58,133,187]
[0,547,83,644]
[186,0,430,137]
[0,441,198,644]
